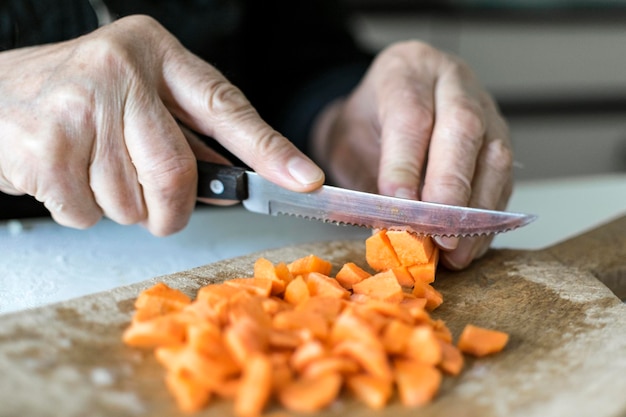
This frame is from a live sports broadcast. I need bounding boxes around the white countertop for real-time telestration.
[1,173,625,315]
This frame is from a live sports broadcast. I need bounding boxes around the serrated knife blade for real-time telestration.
[197,161,536,237]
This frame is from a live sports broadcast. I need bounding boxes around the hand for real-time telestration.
[0,15,324,235]
[311,41,513,270]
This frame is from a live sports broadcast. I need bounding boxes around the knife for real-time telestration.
[196,161,536,237]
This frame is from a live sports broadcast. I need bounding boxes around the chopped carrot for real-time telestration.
[365,230,401,271]
[411,280,444,311]
[283,275,310,305]
[335,262,371,290]
[290,340,327,372]
[385,230,435,266]
[407,248,439,284]
[403,325,443,366]
[347,374,392,410]
[278,372,343,413]
[133,282,191,321]
[301,356,360,379]
[352,269,404,304]
[123,229,510,416]
[224,277,273,297]
[457,324,510,357]
[253,257,289,294]
[438,340,464,376]
[392,266,415,287]
[381,319,413,354]
[394,359,442,407]
[234,354,273,417]
[165,370,211,413]
[287,254,332,276]
[306,272,350,300]
[122,315,186,348]
[333,339,392,382]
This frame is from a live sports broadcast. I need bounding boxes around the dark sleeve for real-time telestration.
[235,0,373,155]
[0,0,99,219]
[0,0,98,50]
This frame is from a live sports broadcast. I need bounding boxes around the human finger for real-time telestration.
[159,46,324,193]
[440,99,513,269]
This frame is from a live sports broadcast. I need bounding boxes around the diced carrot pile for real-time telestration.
[122,230,509,416]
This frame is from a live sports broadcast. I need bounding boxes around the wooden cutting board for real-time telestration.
[1,216,625,417]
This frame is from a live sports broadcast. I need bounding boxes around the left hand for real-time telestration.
[310,41,513,270]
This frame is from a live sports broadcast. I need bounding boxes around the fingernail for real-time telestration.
[434,236,459,251]
[287,157,324,186]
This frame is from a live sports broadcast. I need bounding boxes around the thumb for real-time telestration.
[159,46,324,192]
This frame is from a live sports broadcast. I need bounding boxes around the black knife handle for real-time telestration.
[197,161,248,201]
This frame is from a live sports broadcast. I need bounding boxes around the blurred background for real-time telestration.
[343,0,626,181]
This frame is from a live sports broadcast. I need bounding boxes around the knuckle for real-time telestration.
[446,99,485,143]
[203,79,250,117]
[484,138,514,176]
[426,173,472,205]
[146,156,197,196]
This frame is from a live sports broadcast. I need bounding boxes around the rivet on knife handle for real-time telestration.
[197,161,248,201]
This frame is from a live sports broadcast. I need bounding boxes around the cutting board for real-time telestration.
[1,216,625,417]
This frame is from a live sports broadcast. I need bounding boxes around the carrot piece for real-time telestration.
[381,319,413,354]
[196,283,243,306]
[224,277,274,297]
[302,356,360,379]
[234,354,273,417]
[365,230,401,271]
[253,257,289,294]
[306,272,351,300]
[352,270,404,304]
[122,315,186,348]
[295,296,345,322]
[346,374,393,410]
[156,345,238,390]
[407,248,439,285]
[290,340,328,372]
[212,377,240,399]
[275,262,295,285]
[287,254,332,276]
[134,282,191,320]
[392,266,415,287]
[358,298,413,324]
[223,317,269,366]
[457,324,509,357]
[333,339,392,381]
[278,372,343,413]
[165,370,212,414]
[335,262,371,290]
[431,318,453,343]
[411,280,444,311]
[394,360,442,407]
[438,341,464,376]
[329,309,380,346]
[273,309,328,341]
[402,325,443,366]
[268,329,302,349]
[385,231,435,266]
[283,275,310,305]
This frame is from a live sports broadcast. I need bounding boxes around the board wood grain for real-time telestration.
[1,216,625,417]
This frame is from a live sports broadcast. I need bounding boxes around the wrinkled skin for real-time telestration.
[0,16,324,236]
[0,17,513,269]
[311,41,513,269]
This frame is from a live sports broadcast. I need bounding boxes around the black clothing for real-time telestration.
[0,0,372,219]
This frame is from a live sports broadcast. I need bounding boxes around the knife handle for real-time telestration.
[197,161,248,201]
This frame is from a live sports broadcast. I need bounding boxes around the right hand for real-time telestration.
[0,15,324,235]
